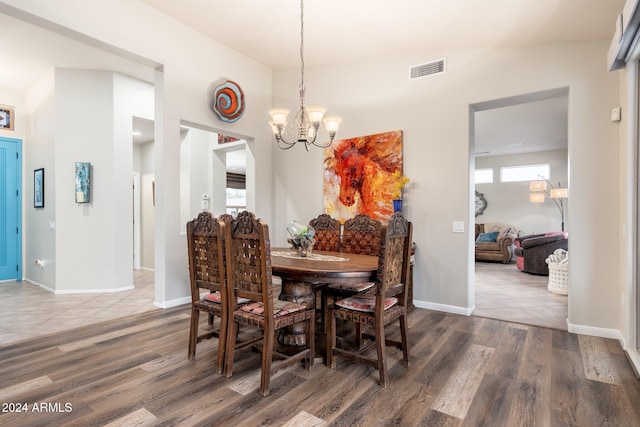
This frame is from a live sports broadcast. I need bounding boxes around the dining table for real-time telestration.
[270,248,378,348]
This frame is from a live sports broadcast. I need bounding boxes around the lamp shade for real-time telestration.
[550,188,568,199]
[323,116,342,133]
[530,181,547,192]
[306,106,327,125]
[268,109,289,126]
[530,193,545,203]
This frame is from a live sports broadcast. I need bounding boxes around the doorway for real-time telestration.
[470,88,569,330]
[133,117,156,272]
[0,137,22,281]
[179,124,250,225]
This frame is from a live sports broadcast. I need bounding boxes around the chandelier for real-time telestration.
[268,0,342,150]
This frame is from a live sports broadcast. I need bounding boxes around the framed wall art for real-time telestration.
[34,168,44,208]
[75,162,91,203]
[0,106,14,131]
[323,130,403,222]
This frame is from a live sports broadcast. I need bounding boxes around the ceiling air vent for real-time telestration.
[409,58,446,80]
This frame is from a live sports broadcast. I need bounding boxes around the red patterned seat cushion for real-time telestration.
[204,291,250,304]
[334,295,398,312]
[326,282,375,293]
[239,299,306,317]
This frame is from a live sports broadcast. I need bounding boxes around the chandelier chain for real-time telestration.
[267,0,341,150]
[299,0,305,104]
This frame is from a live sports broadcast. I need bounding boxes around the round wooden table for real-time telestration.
[270,248,378,346]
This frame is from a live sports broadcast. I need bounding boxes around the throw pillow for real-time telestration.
[476,231,499,242]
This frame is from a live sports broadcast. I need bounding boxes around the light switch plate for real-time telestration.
[452,221,464,233]
[611,106,621,122]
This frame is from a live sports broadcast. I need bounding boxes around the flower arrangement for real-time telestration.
[391,171,410,199]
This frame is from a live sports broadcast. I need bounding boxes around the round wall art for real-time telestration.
[212,80,245,123]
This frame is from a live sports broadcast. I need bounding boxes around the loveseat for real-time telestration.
[514,232,568,275]
[475,223,519,264]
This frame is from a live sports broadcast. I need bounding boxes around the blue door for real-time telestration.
[0,137,22,281]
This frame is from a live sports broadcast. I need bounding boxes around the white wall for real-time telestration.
[140,141,155,269]
[475,149,569,235]
[54,69,116,290]
[24,68,153,291]
[2,0,274,306]
[24,69,55,288]
[273,42,621,330]
[178,127,225,230]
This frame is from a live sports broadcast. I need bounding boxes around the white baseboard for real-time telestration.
[56,285,135,294]
[24,279,135,294]
[153,296,191,309]
[137,267,155,272]
[414,299,474,316]
[24,278,55,293]
[567,322,622,340]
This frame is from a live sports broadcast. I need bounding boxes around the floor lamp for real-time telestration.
[530,179,568,232]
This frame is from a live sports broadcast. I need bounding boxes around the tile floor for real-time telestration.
[474,261,568,330]
[0,269,157,345]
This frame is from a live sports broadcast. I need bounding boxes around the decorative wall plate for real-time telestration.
[475,191,487,216]
[212,80,245,123]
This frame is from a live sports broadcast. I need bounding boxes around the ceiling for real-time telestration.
[140,0,623,70]
[1,1,624,159]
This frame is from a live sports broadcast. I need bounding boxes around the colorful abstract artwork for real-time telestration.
[212,80,245,123]
[324,130,403,222]
[75,162,91,203]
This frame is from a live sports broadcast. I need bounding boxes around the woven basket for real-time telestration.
[548,262,568,295]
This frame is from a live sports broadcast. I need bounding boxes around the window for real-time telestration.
[474,168,493,184]
[226,187,246,217]
[500,164,550,183]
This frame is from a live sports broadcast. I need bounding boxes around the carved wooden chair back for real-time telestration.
[224,210,315,396]
[341,214,382,255]
[309,213,341,252]
[186,212,228,373]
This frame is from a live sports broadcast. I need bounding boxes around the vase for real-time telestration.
[393,199,402,212]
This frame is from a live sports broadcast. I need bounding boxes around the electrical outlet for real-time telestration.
[452,221,464,233]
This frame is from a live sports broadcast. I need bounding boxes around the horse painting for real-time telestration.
[324,130,403,221]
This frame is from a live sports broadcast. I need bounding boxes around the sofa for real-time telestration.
[514,232,568,275]
[475,223,519,263]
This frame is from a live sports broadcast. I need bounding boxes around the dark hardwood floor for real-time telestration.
[1,305,639,426]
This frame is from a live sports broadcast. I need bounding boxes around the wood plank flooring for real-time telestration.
[1,306,639,426]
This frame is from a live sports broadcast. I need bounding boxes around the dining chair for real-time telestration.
[326,212,413,387]
[223,211,315,396]
[206,213,233,327]
[309,213,341,252]
[308,213,341,328]
[186,212,229,373]
[322,214,382,336]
